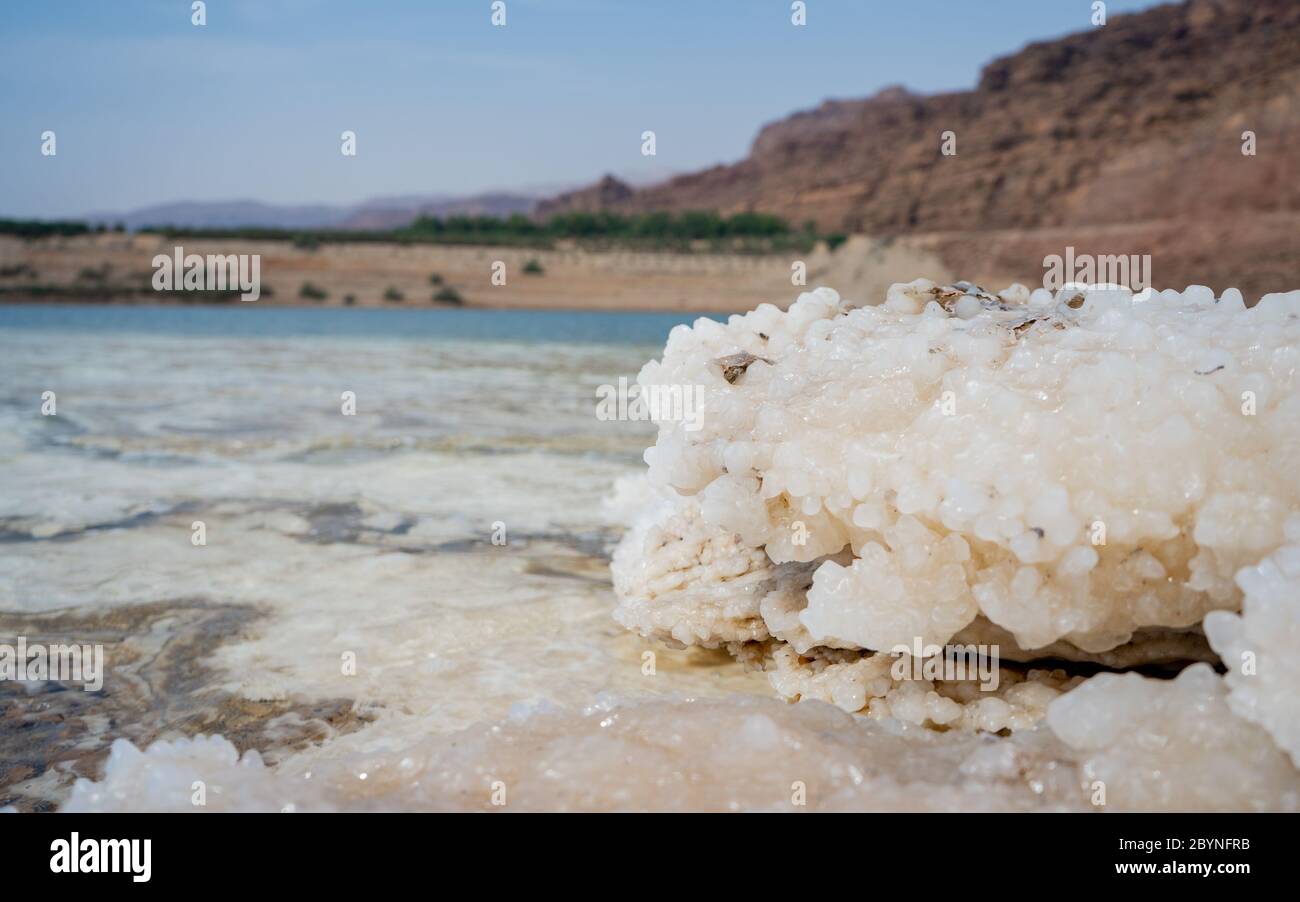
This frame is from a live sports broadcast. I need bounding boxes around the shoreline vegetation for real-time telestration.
[0,213,848,254]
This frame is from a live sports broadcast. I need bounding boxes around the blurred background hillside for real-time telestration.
[2,0,1296,308]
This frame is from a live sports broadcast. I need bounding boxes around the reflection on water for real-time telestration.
[0,305,766,810]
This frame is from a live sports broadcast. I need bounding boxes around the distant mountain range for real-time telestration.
[81,167,682,233]
[84,192,541,232]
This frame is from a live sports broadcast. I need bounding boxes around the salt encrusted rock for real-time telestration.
[614,280,1300,763]
[1204,516,1300,768]
[713,351,772,384]
[630,283,1300,656]
[1047,664,1300,812]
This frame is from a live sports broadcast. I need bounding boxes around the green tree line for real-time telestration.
[5,212,847,253]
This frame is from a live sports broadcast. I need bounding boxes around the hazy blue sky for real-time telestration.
[1,0,1161,218]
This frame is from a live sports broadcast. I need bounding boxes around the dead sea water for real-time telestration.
[0,304,764,811]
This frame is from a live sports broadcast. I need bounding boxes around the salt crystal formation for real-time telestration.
[1205,518,1300,768]
[1046,664,1300,811]
[62,735,294,814]
[610,280,1300,806]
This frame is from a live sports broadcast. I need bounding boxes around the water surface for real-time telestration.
[0,304,764,811]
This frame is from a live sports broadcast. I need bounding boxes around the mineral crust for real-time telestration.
[613,280,1300,765]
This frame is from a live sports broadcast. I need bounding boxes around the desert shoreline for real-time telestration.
[3,217,1297,314]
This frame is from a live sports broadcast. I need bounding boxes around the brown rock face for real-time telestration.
[538,0,1300,295]
[536,174,635,216]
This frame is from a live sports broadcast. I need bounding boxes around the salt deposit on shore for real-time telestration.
[605,280,1300,807]
[58,662,1300,812]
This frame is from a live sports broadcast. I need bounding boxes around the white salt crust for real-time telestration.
[1046,664,1300,812]
[63,672,1300,812]
[611,480,1221,726]
[633,281,1300,655]
[610,478,1081,729]
[1204,515,1300,768]
[606,280,1300,803]
[63,700,1078,812]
